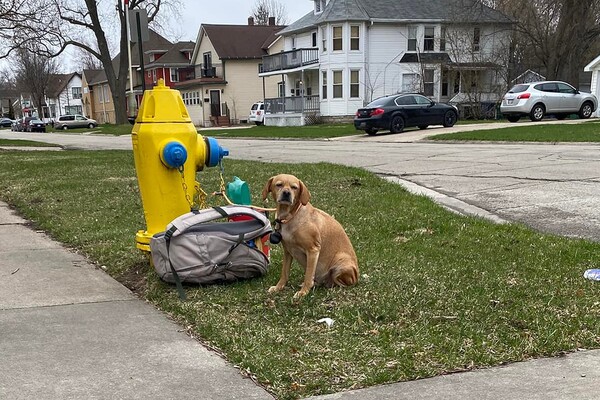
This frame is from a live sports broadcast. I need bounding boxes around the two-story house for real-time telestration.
[45,72,84,120]
[259,0,513,125]
[175,17,284,127]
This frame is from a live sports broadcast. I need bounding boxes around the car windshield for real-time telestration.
[508,84,530,93]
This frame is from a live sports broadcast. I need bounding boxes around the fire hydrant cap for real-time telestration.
[205,137,229,167]
[162,141,188,168]
[137,79,191,123]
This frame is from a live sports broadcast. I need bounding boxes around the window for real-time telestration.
[333,26,342,51]
[402,73,419,92]
[152,69,157,82]
[440,26,446,51]
[312,31,317,47]
[321,26,327,52]
[278,82,285,97]
[322,71,327,100]
[350,25,360,51]
[170,68,178,82]
[408,26,417,51]
[291,35,296,49]
[315,0,322,13]
[72,87,82,99]
[203,52,212,69]
[65,105,82,115]
[423,69,434,96]
[333,70,342,98]
[424,27,434,51]
[258,63,264,73]
[441,70,449,96]
[350,70,360,98]
[473,27,480,51]
[103,85,110,103]
[182,91,201,106]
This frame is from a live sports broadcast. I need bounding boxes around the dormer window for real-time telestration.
[315,0,326,14]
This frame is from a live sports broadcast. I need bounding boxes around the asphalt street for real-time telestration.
[2,119,598,242]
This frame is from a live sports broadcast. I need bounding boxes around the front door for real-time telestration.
[210,90,221,117]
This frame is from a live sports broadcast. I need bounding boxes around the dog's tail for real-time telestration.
[329,257,359,287]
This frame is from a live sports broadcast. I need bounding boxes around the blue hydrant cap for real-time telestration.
[205,137,229,167]
[162,141,188,168]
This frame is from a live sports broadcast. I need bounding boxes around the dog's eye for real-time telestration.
[275,182,283,188]
[291,185,298,190]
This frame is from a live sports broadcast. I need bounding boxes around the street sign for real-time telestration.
[129,9,149,43]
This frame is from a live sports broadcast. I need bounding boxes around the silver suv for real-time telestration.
[54,114,98,129]
[500,81,597,122]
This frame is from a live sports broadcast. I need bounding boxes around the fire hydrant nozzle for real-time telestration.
[161,141,188,169]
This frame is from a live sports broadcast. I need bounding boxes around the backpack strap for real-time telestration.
[164,226,187,301]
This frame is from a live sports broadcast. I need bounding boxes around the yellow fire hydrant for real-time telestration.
[131,79,229,252]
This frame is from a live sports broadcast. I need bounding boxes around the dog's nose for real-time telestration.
[281,190,291,201]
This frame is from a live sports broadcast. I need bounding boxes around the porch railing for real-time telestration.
[264,95,320,114]
[261,48,319,73]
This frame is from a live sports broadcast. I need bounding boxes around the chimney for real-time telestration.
[248,17,254,26]
[268,16,276,26]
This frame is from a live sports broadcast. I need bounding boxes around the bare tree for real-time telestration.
[2,0,182,124]
[494,0,600,86]
[251,0,288,25]
[13,47,59,119]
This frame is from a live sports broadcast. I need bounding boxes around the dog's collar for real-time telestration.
[274,203,302,228]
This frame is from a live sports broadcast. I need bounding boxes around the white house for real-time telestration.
[45,73,84,120]
[584,55,600,117]
[258,0,513,125]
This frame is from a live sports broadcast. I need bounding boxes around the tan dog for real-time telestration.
[262,174,359,300]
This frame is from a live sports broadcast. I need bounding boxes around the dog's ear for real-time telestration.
[261,177,274,200]
[299,180,311,205]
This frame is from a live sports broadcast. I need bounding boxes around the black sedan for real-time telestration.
[26,118,46,133]
[0,117,13,128]
[354,93,458,135]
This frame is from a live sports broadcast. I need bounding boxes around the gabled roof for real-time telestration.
[146,41,195,68]
[584,54,600,72]
[198,24,285,60]
[279,0,513,35]
[131,29,174,67]
[82,69,106,86]
[47,73,81,98]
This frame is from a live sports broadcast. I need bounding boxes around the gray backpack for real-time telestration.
[150,206,273,300]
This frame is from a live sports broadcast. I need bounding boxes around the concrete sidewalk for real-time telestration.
[0,201,272,400]
[2,198,600,400]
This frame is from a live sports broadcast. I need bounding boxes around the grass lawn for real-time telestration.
[204,124,361,139]
[429,120,600,142]
[0,151,599,399]
[0,138,61,147]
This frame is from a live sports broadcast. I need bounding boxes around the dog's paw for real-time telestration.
[268,285,283,294]
[292,290,308,301]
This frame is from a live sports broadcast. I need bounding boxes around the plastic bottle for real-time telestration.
[583,269,600,281]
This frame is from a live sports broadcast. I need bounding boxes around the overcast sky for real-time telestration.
[173,0,313,41]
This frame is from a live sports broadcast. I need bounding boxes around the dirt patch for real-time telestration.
[118,261,149,295]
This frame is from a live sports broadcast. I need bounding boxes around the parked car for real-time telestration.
[26,118,46,132]
[248,101,265,125]
[12,117,36,132]
[54,114,98,129]
[354,93,459,135]
[500,81,598,122]
[0,117,14,128]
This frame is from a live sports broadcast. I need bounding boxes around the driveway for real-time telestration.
[2,120,599,242]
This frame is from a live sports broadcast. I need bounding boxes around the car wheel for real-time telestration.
[507,115,521,123]
[579,102,593,119]
[529,104,545,121]
[62,125,68,130]
[443,111,457,127]
[254,121,263,126]
[365,128,378,135]
[390,115,405,133]
[88,123,95,128]
[418,125,429,130]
